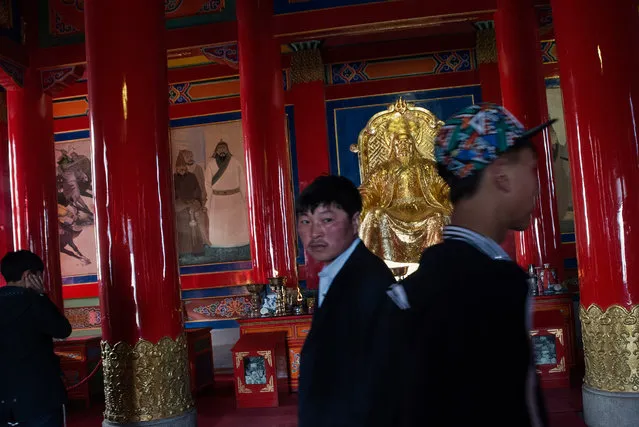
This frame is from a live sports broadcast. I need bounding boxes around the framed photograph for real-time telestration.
[530,327,568,387]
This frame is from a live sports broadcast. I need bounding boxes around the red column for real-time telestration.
[84,0,194,424]
[237,0,298,285]
[475,23,517,260]
[0,92,13,284]
[5,69,62,307]
[290,46,331,289]
[495,0,563,278]
[552,0,639,423]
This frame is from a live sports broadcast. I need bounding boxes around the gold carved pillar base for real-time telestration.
[581,305,639,392]
[580,304,639,427]
[101,334,194,424]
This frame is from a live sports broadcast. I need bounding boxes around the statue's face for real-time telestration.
[394,134,414,162]
[176,166,187,175]
[297,203,359,263]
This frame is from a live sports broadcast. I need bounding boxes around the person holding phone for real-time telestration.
[0,250,72,427]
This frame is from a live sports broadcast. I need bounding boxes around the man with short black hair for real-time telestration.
[399,104,550,426]
[296,175,396,427]
[0,250,72,427]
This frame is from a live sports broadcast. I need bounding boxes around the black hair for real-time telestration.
[296,175,362,219]
[438,139,536,204]
[1,250,45,283]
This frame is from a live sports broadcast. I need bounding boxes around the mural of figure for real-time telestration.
[174,153,208,255]
[204,140,250,248]
[54,140,97,276]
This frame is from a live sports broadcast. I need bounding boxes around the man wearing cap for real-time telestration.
[396,104,551,426]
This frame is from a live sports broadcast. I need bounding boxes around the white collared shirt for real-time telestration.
[317,238,361,307]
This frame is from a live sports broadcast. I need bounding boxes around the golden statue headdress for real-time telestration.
[351,97,444,182]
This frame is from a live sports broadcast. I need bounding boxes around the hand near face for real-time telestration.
[25,272,45,293]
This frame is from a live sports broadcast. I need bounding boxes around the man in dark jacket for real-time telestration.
[296,175,396,427]
[397,104,551,426]
[0,250,72,426]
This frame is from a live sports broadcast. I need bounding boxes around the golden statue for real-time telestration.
[352,98,452,263]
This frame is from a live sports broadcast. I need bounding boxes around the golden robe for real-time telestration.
[359,158,452,263]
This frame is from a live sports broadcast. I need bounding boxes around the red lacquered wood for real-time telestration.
[237,0,298,284]
[238,315,312,392]
[495,0,563,279]
[85,0,182,344]
[169,98,241,120]
[180,270,254,290]
[291,79,331,289]
[231,331,289,408]
[0,94,13,284]
[6,68,63,307]
[61,283,99,300]
[551,0,639,309]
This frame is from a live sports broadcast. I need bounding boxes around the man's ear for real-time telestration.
[489,158,512,193]
[352,212,361,230]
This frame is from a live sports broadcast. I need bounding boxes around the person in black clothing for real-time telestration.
[296,175,396,427]
[0,250,72,427]
[397,104,553,426]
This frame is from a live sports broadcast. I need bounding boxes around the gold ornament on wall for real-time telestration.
[476,27,498,65]
[580,304,639,392]
[290,48,324,85]
[101,334,194,423]
[353,98,452,263]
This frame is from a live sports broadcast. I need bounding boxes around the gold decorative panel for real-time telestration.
[581,304,639,392]
[101,334,194,423]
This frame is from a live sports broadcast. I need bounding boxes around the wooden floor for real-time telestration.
[66,380,586,427]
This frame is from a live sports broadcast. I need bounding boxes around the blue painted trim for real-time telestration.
[184,319,239,329]
[182,286,248,299]
[561,233,575,243]
[564,258,577,269]
[62,275,98,285]
[169,111,241,128]
[54,130,90,142]
[180,261,252,275]
[326,86,482,185]
[545,77,561,89]
[274,0,386,14]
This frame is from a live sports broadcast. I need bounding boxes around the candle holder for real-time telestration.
[246,284,264,318]
[268,277,287,317]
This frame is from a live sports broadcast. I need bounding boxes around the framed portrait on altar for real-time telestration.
[170,119,251,266]
[530,327,569,388]
[54,138,98,280]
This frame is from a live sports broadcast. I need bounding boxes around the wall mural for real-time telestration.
[170,120,251,266]
[546,83,574,233]
[55,138,97,278]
